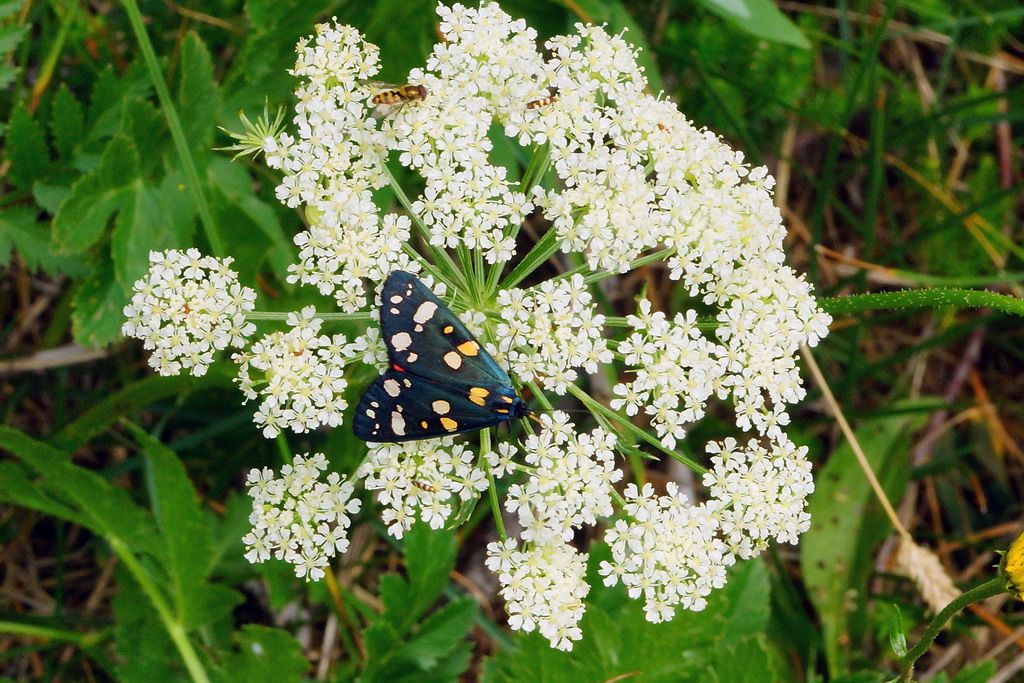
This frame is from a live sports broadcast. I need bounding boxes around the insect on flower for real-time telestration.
[370,83,428,106]
[526,87,558,110]
[353,271,531,442]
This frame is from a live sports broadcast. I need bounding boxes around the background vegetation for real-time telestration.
[1,0,1023,680]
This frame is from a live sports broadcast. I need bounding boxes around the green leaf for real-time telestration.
[52,135,139,254]
[207,157,291,277]
[127,424,241,628]
[176,32,219,150]
[5,104,50,190]
[696,0,810,49]
[399,522,458,630]
[398,598,476,670]
[113,564,189,683]
[213,625,308,683]
[71,256,127,348]
[0,426,160,557]
[0,460,87,526]
[111,172,196,290]
[800,409,925,677]
[50,85,85,158]
[483,557,774,682]
[0,64,18,91]
[0,23,29,55]
[0,206,86,275]
[0,1,22,20]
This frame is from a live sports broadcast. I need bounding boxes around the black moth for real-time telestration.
[352,271,530,442]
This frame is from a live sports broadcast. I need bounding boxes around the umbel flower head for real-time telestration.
[125,2,832,651]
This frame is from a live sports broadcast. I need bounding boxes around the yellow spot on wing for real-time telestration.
[421,420,429,429]
[457,341,479,356]
[469,387,489,407]
[440,417,458,431]
[443,325,454,334]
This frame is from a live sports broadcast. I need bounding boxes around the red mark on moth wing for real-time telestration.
[392,364,406,372]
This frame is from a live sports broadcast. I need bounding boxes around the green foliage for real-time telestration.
[800,409,926,676]
[484,556,778,682]
[361,523,478,681]
[696,0,810,48]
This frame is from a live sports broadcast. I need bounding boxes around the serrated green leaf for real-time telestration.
[50,85,85,158]
[111,173,195,289]
[113,565,189,683]
[176,32,218,150]
[127,424,240,628]
[52,135,139,254]
[800,410,924,677]
[0,426,160,557]
[5,104,50,190]
[697,0,810,49]
[0,0,22,20]
[0,24,28,55]
[71,257,128,347]
[483,558,772,683]
[0,64,18,93]
[213,625,308,683]
[399,598,476,670]
[0,206,85,275]
[207,157,291,277]
[399,523,457,630]
[0,460,87,526]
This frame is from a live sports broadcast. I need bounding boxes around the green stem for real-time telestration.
[244,311,373,322]
[0,620,110,648]
[898,577,1005,682]
[380,162,467,293]
[547,247,677,287]
[107,537,211,683]
[481,429,506,540]
[122,0,223,256]
[821,288,1024,318]
[499,227,561,291]
[566,383,705,474]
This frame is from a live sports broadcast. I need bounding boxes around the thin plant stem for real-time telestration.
[898,577,1005,682]
[122,0,224,256]
[800,346,910,540]
[481,428,506,540]
[245,311,373,322]
[107,536,211,683]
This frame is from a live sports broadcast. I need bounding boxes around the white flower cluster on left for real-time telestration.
[233,306,355,438]
[243,452,361,581]
[358,438,488,538]
[122,249,256,377]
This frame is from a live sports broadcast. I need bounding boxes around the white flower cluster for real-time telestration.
[504,413,621,542]
[600,483,730,623]
[703,436,814,553]
[122,249,256,376]
[600,437,814,623]
[268,22,420,311]
[242,452,361,581]
[611,300,724,449]
[233,306,354,438]
[485,413,621,650]
[399,3,538,263]
[494,275,611,394]
[358,438,488,538]
[486,537,590,652]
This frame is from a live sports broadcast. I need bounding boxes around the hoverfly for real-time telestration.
[526,87,559,110]
[369,83,428,107]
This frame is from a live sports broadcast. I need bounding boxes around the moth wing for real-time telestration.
[379,271,512,387]
[353,370,509,443]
